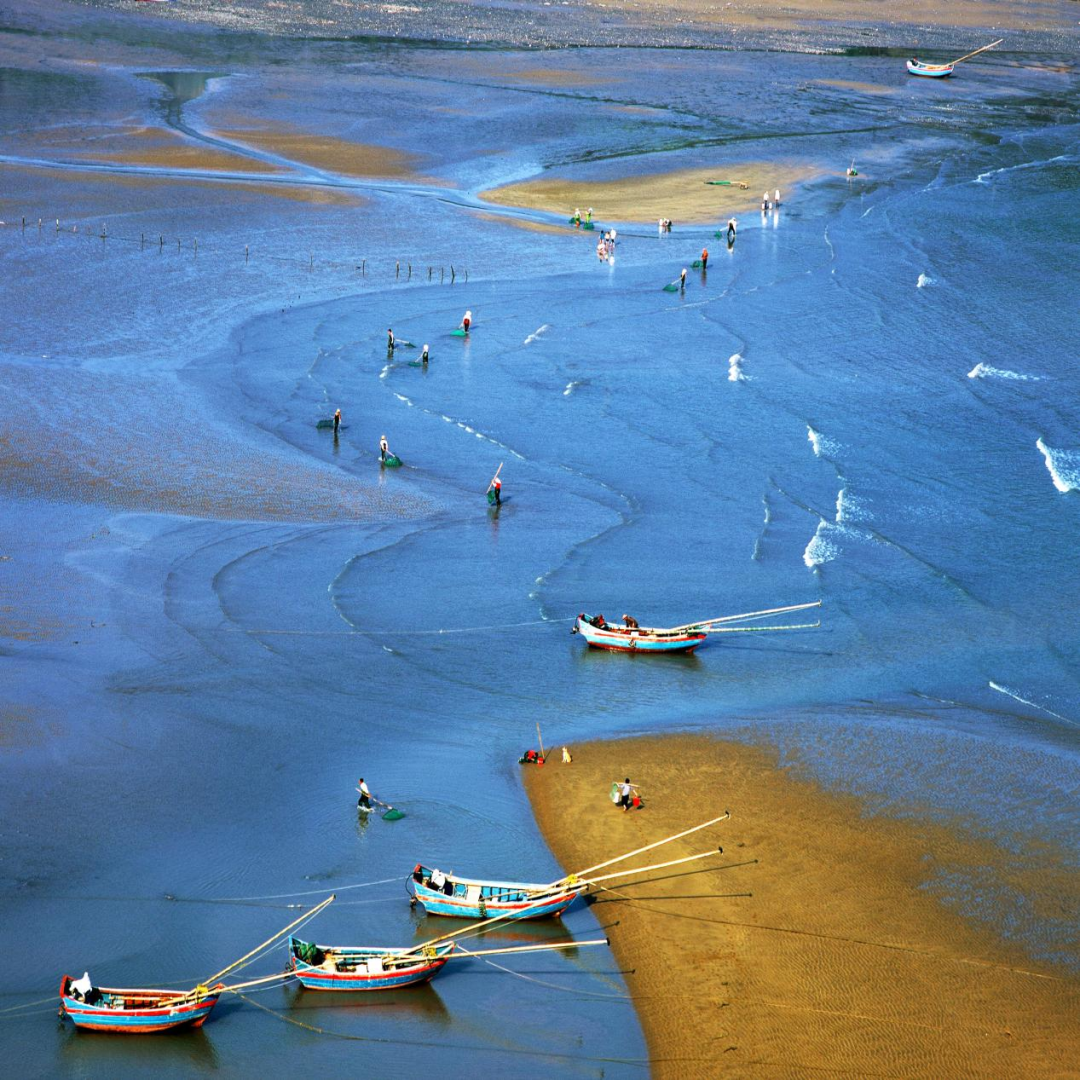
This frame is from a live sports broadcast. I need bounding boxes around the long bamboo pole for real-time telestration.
[452,939,609,959]
[670,600,820,633]
[536,721,545,761]
[705,620,820,634]
[199,893,335,988]
[577,846,724,887]
[950,38,1003,65]
[221,971,296,993]
[487,462,503,492]
[557,811,730,883]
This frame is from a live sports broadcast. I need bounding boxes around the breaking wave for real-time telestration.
[974,153,1070,185]
[967,363,1039,381]
[989,681,1078,728]
[563,380,582,397]
[523,324,551,346]
[916,272,935,289]
[1036,437,1080,493]
[807,425,839,459]
[803,519,839,569]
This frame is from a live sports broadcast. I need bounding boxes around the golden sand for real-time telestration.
[524,735,1080,1079]
[481,163,817,223]
[61,126,282,175]
[469,210,570,236]
[213,123,433,182]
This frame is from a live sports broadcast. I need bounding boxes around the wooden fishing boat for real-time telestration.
[58,893,336,1034]
[288,936,454,990]
[907,39,1002,78]
[573,615,707,653]
[573,602,822,655]
[59,976,223,1033]
[408,864,580,920]
[906,59,954,78]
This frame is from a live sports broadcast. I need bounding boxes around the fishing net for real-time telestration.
[382,808,405,821]
[383,454,402,467]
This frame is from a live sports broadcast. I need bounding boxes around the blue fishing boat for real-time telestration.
[907,39,1001,78]
[409,864,581,920]
[906,59,954,78]
[573,602,822,655]
[288,937,454,990]
[59,976,222,1033]
[573,614,706,653]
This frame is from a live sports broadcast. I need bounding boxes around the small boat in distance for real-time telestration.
[908,38,1002,78]
[288,937,455,991]
[573,601,822,655]
[59,976,223,1033]
[574,615,707,653]
[409,864,581,920]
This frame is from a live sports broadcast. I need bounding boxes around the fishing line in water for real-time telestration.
[0,996,58,1018]
[215,617,574,637]
[208,875,400,903]
[232,991,648,1069]
[454,945,632,1001]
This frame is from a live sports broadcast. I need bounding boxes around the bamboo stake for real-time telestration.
[487,462,503,493]
[452,939,608,959]
[557,811,730,883]
[949,38,1003,65]
[536,721,545,761]
[577,846,724,887]
[199,894,335,987]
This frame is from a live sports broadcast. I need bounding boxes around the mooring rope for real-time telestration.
[454,944,631,1001]
[232,990,648,1069]
[209,875,400,903]
[214,617,574,637]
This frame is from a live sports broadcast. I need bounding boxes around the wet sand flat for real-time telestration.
[618,0,1075,32]
[0,363,428,523]
[525,735,1080,1079]
[212,123,435,181]
[481,163,817,223]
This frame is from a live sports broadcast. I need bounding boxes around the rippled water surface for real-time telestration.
[1,2,1079,1076]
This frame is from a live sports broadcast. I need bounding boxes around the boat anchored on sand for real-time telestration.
[572,601,821,655]
[409,865,581,920]
[907,38,1002,78]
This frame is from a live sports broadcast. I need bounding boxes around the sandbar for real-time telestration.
[212,122,435,182]
[525,734,1080,1079]
[481,163,816,223]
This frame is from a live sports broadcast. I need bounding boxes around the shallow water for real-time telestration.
[2,4,1079,1076]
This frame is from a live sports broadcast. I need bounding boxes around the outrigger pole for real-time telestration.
[195,893,336,991]
[671,600,821,634]
[948,38,1003,66]
[554,811,731,884]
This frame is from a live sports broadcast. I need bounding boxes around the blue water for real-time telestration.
[1,4,1079,1076]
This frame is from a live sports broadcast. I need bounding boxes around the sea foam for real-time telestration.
[916,272,935,289]
[807,425,839,459]
[803,519,839,569]
[523,324,550,346]
[1036,438,1080,493]
[967,362,1039,381]
[728,353,746,382]
[989,681,1078,728]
